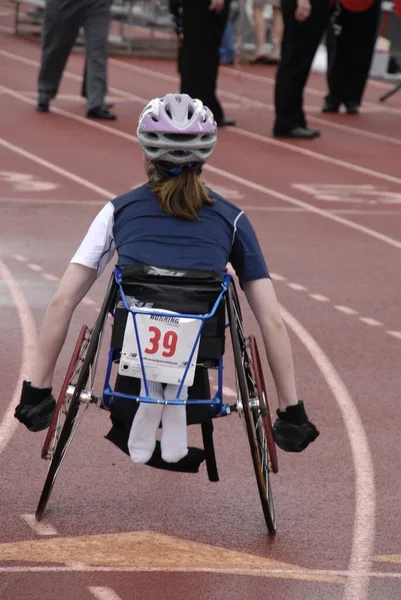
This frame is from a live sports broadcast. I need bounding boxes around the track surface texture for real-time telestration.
[1,4,401,600]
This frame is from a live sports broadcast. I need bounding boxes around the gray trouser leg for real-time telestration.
[37,0,83,101]
[83,0,112,111]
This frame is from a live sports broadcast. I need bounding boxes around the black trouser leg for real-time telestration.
[180,0,230,123]
[83,0,112,111]
[37,0,83,102]
[274,0,331,133]
[326,0,381,105]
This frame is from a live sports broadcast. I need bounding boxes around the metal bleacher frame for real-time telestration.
[378,1,401,102]
[8,0,179,57]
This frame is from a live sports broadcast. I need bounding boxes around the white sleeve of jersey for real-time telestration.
[70,202,116,277]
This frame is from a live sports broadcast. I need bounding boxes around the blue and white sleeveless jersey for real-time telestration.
[70,183,269,283]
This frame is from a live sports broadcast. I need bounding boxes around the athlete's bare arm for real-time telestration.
[31,263,97,389]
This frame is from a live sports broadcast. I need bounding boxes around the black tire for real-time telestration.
[35,276,117,521]
[227,283,277,535]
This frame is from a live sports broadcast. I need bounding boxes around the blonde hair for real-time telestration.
[149,163,215,221]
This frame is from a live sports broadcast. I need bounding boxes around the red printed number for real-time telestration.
[145,326,178,357]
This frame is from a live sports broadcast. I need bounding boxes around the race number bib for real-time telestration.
[118,308,202,386]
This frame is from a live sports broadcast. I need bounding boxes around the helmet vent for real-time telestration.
[144,132,159,140]
[164,133,198,142]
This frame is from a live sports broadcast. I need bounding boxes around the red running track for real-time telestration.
[1,4,401,600]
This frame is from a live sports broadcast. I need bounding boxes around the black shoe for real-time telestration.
[344,101,359,114]
[87,106,117,120]
[273,126,320,139]
[36,100,49,113]
[322,99,340,113]
[216,118,236,127]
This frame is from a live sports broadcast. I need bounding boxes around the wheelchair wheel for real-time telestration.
[41,325,89,460]
[228,284,277,535]
[35,276,117,521]
[249,335,279,475]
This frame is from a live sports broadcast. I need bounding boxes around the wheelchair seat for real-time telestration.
[111,264,227,367]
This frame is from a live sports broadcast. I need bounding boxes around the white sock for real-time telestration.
[161,384,189,463]
[128,380,163,464]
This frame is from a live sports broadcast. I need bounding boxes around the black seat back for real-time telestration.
[111,265,226,363]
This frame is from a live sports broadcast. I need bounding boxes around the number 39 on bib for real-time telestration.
[118,308,202,386]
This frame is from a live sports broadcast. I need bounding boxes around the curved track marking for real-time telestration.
[280,305,375,600]
[0,73,377,598]
[1,86,401,253]
[0,260,37,456]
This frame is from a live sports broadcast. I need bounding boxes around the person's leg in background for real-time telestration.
[273,0,331,138]
[324,0,382,114]
[37,0,82,111]
[220,6,235,64]
[180,0,235,126]
[169,0,184,73]
[250,0,269,62]
[250,0,284,64]
[270,4,284,60]
[83,0,116,119]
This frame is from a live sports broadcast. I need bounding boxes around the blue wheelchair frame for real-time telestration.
[101,267,233,416]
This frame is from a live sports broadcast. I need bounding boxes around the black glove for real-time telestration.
[272,400,319,453]
[14,380,56,432]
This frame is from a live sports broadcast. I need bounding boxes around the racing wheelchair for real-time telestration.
[35,265,279,534]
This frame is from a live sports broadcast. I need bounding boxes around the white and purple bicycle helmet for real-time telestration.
[137,93,217,165]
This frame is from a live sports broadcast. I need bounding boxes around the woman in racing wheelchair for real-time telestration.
[15,92,319,461]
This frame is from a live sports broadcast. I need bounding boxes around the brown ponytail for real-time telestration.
[149,163,215,220]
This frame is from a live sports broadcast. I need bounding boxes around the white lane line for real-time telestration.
[387,330,401,340]
[280,306,375,600]
[210,377,237,399]
[82,297,98,306]
[3,46,401,187]
[20,514,58,536]
[65,562,87,569]
[89,587,123,600]
[2,80,401,253]
[4,565,401,579]
[309,293,330,302]
[112,56,396,120]
[244,205,401,216]
[4,197,401,215]
[0,135,114,201]
[0,260,38,456]
[287,283,307,291]
[0,197,105,205]
[359,317,382,327]
[12,255,28,262]
[218,62,401,131]
[0,61,376,597]
[11,258,99,306]
[27,263,43,272]
[270,272,286,281]
[108,57,401,158]
[335,305,359,316]
[42,273,59,282]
